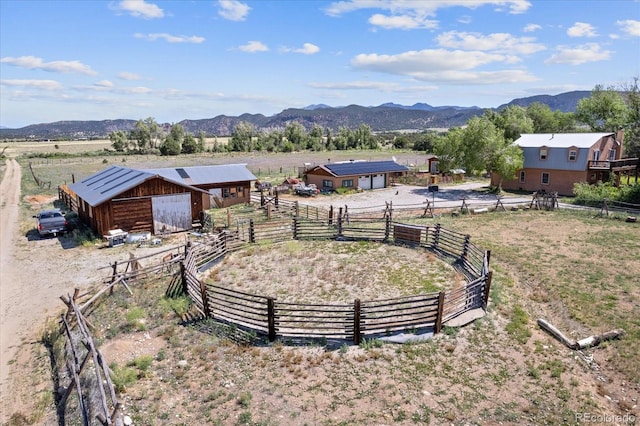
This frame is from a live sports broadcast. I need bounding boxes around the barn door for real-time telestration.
[151,193,191,234]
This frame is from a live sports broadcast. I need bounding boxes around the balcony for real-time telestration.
[588,158,639,171]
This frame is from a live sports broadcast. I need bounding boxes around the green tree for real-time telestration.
[197,130,207,153]
[493,106,534,142]
[159,124,185,156]
[621,77,640,158]
[284,122,307,151]
[433,128,464,172]
[575,85,628,132]
[108,130,128,152]
[308,124,324,151]
[355,124,377,149]
[230,121,255,152]
[181,133,198,154]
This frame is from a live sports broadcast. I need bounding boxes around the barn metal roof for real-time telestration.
[321,160,409,177]
[69,164,256,207]
[69,166,156,207]
[515,133,615,148]
[144,164,256,185]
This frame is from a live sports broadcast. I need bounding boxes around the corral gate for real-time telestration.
[152,193,191,234]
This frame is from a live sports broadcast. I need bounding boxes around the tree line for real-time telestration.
[107,80,640,185]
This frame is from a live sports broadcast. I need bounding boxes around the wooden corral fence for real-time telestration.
[177,215,492,345]
[58,184,79,212]
[56,246,189,425]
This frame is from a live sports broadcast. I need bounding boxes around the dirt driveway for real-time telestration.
[0,159,141,420]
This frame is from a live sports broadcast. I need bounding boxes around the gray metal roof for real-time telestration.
[69,164,256,207]
[323,160,409,176]
[515,133,615,148]
[69,165,156,207]
[144,164,256,185]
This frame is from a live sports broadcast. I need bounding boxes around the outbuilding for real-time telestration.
[66,164,256,236]
[304,160,409,192]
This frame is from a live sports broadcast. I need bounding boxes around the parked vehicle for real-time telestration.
[34,209,67,237]
[294,183,318,197]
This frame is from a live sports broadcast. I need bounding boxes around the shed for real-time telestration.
[69,164,255,236]
[305,160,409,192]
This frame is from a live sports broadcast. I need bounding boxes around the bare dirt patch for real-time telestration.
[209,240,465,302]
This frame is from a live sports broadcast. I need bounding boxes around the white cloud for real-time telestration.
[617,19,640,37]
[218,0,250,21]
[94,80,114,88]
[117,72,143,81]
[111,0,164,19]
[343,0,532,31]
[567,22,597,38]
[0,79,63,90]
[0,56,98,76]
[281,43,320,55]
[368,13,438,30]
[523,23,541,33]
[134,33,205,43]
[350,49,537,84]
[545,43,611,65]
[437,31,546,55]
[237,41,268,52]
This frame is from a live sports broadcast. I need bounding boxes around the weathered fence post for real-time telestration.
[483,271,493,309]
[293,217,298,239]
[200,279,210,318]
[433,223,441,249]
[260,190,265,207]
[435,291,445,334]
[384,214,391,242]
[461,234,471,263]
[267,298,276,342]
[249,219,255,243]
[180,262,188,295]
[328,205,334,225]
[337,207,343,237]
[275,191,279,207]
[353,299,361,345]
[109,261,118,295]
[226,209,231,228]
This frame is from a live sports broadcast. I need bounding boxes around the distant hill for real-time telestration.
[0,91,592,140]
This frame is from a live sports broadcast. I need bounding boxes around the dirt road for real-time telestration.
[0,158,23,407]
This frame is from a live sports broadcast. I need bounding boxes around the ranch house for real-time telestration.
[492,131,639,196]
[66,164,255,236]
[304,160,409,192]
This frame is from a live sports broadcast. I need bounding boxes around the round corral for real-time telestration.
[207,240,467,303]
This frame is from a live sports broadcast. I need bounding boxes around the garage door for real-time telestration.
[358,175,371,190]
[152,193,192,234]
[372,174,386,189]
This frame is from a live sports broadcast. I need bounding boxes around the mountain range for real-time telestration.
[0,90,591,140]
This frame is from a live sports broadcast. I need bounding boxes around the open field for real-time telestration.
[1,145,639,425]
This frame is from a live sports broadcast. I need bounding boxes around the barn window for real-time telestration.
[223,188,230,198]
[568,149,577,161]
[342,179,354,188]
[541,172,550,185]
[322,179,333,188]
[519,171,525,183]
[608,149,616,160]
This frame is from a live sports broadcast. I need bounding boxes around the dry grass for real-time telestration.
[39,208,638,426]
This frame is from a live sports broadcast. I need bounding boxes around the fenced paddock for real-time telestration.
[178,203,492,345]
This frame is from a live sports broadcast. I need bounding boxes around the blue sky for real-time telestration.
[1,0,639,128]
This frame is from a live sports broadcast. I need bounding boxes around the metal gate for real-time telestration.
[152,193,191,234]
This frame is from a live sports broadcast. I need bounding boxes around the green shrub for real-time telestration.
[110,363,138,392]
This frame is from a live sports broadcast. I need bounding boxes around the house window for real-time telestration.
[342,179,354,188]
[223,188,230,198]
[541,172,550,185]
[593,150,600,161]
[322,179,333,188]
[519,171,526,183]
[608,149,616,160]
[568,149,577,161]
[539,148,548,160]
